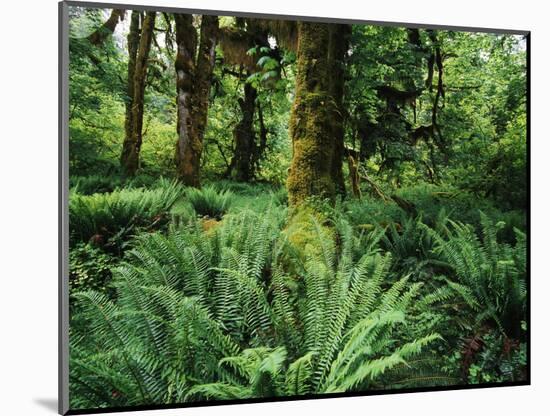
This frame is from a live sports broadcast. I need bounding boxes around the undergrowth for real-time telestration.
[68,181,527,409]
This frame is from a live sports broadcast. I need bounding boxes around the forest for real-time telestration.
[67,6,528,411]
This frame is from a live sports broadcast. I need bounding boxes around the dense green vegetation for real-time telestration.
[67,6,527,410]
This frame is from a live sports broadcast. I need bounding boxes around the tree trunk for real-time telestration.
[121,12,139,174]
[120,12,156,176]
[218,18,271,182]
[348,155,361,199]
[230,82,257,182]
[329,24,351,197]
[254,101,268,170]
[175,14,219,187]
[174,14,198,185]
[287,22,349,206]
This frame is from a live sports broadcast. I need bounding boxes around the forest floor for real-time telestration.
[67,177,527,409]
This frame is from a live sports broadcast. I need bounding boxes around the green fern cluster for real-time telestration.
[423,212,527,338]
[69,179,184,248]
[70,209,444,409]
[70,174,159,195]
[378,213,445,279]
[182,186,234,220]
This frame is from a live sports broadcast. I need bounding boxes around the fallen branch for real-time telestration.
[358,167,392,203]
[358,164,417,216]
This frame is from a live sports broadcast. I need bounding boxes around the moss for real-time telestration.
[201,217,221,235]
[174,15,218,187]
[287,23,332,206]
[120,12,156,177]
[286,22,350,206]
[249,19,298,52]
[284,206,334,264]
[218,26,258,70]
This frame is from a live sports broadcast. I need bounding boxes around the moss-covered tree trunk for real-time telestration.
[329,24,351,197]
[121,12,139,175]
[174,14,198,185]
[175,14,219,187]
[120,12,156,176]
[230,82,257,182]
[287,22,350,206]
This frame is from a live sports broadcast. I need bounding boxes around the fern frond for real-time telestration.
[285,352,316,395]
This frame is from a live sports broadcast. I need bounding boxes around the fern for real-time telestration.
[185,186,233,219]
[424,212,526,338]
[69,180,184,248]
[285,352,316,395]
[71,210,448,408]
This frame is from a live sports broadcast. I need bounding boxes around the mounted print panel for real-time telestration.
[59,1,529,414]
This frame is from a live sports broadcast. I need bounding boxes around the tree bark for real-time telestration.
[348,155,361,199]
[175,14,219,187]
[329,24,351,197]
[230,82,257,182]
[255,101,268,169]
[174,14,198,185]
[121,12,139,174]
[120,12,156,176]
[287,22,350,206]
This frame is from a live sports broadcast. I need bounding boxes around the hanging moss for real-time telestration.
[250,19,298,52]
[218,27,258,70]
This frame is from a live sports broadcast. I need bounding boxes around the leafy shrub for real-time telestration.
[465,330,527,384]
[452,117,527,211]
[69,243,116,293]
